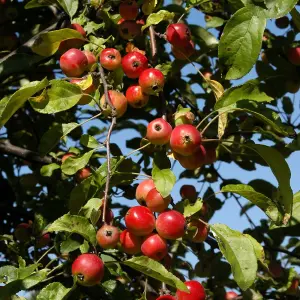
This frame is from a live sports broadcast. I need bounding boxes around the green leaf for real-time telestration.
[214,80,273,110]
[246,144,293,219]
[152,162,176,198]
[190,25,219,49]
[32,29,85,56]
[211,224,257,290]
[0,78,48,128]
[25,0,54,9]
[69,176,98,214]
[60,236,83,253]
[244,234,266,267]
[79,198,103,219]
[175,199,203,218]
[61,150,94,175]
[123,256,188,292]
[30,80,82,114]
[0,266,18,283]
[57,0,78,18]
[80,134,101,149]
[39,122,79,155]
[263,0,298,18]
[141,10,175,31]
[206,16,225,28]
[40,163,60,177]
[221,184,282,223]
[218,6,266,80]
[37,282,71,300]
[46,214,96,245]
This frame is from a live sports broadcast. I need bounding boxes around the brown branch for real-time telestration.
[149,26,158,65]
[99,65,117,223]
[0,139,54,164]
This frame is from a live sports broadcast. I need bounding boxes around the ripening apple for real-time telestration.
[287,47,300,65]
[166,23,191,48]
[187,219,209,243]
[180,185,197,200]
[175,280,206,300]
[72,253,104,286]
[225,291,239,299]
[119,20,141,40]
[136,179,156,205]
[100,90,128,118]
[141,233,168,261]
[96,224,120,249]
[145,188,171,212]
[173,145,206,170]
[126,84,149,108]
[139,68,165,95]
[146,118,172,145]
[121,51,148,78]
[120,229,142,254]
[100,48,122,71]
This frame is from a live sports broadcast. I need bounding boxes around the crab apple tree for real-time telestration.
[0,1,300,299]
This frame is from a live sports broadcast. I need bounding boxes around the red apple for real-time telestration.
[61,153,75,163]
[287,278,299,295]
[83,50,97,70]
[180,185,197,200]
[269,261,284,278]
[125,206,155,236]
[166,23,191,48]
[119,0,139,20]
[126,84,149,108]
[285,79,300,94]
[225,291,239,299]
[136,179,155,205]
[119,20,141,40]
[36,233,51,248]
[72,253,104,286]
[76,167,92,183]
[60,48,88,77]
[170,124,202,156]
[156,210,186,240]
[96,224,120,249]
[120,229,142,254]
[100,90,128,118]
[176,280,206,300]
[172,40,195,60]
[14,223,31,242]
[203,146,217,164]
[187,219,209,243]
[100,48,122,71]
[287,47,300,65]
[59,23,86,53]
[145,188,171,213]
[141,233,168,261]
[121,51,148,79]
[139,68,165,95]
[146,118,172,145]
[174,147,206,170]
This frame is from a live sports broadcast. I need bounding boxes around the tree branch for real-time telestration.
[0,139,55,164]
[149,25,158,65]
[99,66,117,223]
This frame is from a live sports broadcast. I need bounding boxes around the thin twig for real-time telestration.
[98,65,117,116]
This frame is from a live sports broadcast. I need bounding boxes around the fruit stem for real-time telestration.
[36,245,55,264]
[125,142,151,157]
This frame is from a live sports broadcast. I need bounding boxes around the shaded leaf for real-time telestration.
[37,282,71,300]
[32,29,85,56]
[61,150,94,175]
[57,0,78,18]
[141,10,175,31]
[0,78,48,128]
[40,163,60,177]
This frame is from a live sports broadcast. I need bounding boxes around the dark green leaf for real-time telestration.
[123,256,188,292]
[246,144,293,220]
[46,214,96,245]
[190,25,219,49]
[39,122,79,155]
[25,0,54,9]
